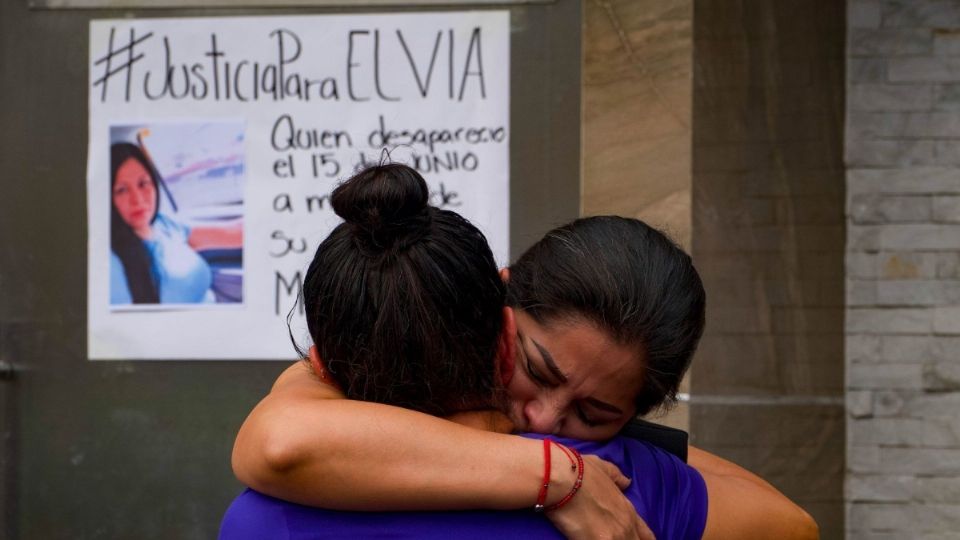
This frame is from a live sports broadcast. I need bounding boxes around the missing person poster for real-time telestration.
[87,12,509,360]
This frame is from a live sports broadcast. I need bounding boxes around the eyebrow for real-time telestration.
[584,397,624,415]
[529,338,625,416]
[528,337,566,383]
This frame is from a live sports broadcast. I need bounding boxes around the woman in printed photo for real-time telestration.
[109,142,243,305]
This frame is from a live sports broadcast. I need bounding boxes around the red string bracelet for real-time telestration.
[534,438,552,512]
[553,442,578,470]
[545,446,584,512]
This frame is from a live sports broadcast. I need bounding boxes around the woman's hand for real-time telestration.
[546,454,655,540]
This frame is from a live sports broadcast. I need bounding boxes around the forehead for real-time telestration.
[116,157,150,182]
[515,310,644,406]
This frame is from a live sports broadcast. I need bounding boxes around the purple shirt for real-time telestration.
[220,434,708,540]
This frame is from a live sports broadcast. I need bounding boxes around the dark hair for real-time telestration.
[301,163,505,416]
[506,216,705,416]
[110,142,161,303]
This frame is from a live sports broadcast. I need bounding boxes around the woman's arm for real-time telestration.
[233,362,651,539]
[234,362,550,510]
[692,446,820,540]
[188,222,243,251]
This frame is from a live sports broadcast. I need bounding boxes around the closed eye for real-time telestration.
[575,403,598,427]
[519,332,553,387]
[524,351,550,386]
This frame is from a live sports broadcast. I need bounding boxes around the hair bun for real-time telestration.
[331,164,432,253]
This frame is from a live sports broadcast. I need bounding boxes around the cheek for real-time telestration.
[498,351,515,386]
[595,423,627,440]
[504,370,537,405]
[144,187,157,209]
[557,422,625,442]
[113,195,129,215]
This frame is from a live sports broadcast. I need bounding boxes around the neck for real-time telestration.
[133,224,152,239]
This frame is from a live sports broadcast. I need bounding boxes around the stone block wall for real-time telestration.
[846,1,960,538]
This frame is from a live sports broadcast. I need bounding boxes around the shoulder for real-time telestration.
[545,435,708,540]
[618,418,689,462]
[152,213,191,240]
[615,438,708,540]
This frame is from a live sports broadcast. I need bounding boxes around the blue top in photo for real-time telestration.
[110,213,213,305]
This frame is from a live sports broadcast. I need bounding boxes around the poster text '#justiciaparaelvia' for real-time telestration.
[92,27,488,103]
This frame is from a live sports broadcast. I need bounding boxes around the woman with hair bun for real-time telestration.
[295,162,506,416]
[226,164,818,539]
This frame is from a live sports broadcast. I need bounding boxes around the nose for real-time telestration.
[523,397,563,435]
[129,187,145,206]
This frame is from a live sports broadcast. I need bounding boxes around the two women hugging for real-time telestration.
[222,164,819,539]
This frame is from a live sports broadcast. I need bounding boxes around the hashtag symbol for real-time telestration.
[92,26,154,103]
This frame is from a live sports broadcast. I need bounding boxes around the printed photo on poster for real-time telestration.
[108,122,245,309]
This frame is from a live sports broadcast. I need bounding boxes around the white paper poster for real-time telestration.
[87,12,510,359]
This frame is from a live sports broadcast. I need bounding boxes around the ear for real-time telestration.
[308,345,340,389]
[496,306,517,387]
[308,345,325,378]
[499,267,510,284]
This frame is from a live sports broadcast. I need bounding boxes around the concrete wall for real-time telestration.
[692,1,847,536]
[845,1,960,538]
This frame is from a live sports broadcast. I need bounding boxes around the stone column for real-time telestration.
[692,1,847,536]
[846,1,960,537]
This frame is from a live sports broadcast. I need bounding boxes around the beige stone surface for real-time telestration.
[691,1,846,535]
[582,0,692,248]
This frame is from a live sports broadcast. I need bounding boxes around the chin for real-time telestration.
[125,218,149,230]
